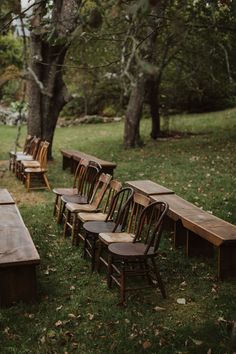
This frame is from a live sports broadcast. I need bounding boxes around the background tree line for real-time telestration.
[0,0,236,155]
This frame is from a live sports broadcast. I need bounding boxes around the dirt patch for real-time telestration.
[0,160,49,206]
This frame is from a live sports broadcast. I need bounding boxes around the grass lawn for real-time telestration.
[0,108,236,353]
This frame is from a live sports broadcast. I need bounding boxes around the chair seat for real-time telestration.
[83,220,117,235]
[16,155,33,161]
[61,194,88,204]
[10,151,24,157]
[78,212,108,223]
[22,161,40,168]
[24,167,47,173]
[99,232,135,245]
[108,242,155,257]
[52,187,77,196]
[66,202,98,213]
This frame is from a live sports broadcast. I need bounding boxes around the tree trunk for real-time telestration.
[27,0,81,159]
[147,77,161,139]
[124,76,145,148]
[27,38,70,159]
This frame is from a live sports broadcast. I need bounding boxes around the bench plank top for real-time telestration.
[126,180,174,196]
[0,227,40,267]
[0,204,25,228]
[151,194,236,246]
[61,149,117,168]
[0,189,15,205]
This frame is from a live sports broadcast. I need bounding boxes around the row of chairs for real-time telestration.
[53,160,169,304]
[9,135,51,192]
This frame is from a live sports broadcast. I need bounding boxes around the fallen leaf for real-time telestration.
[88,313,94,320]
[142,340,152,349]
[153,306,165,311]
[177,298,186,305]
[190,337,203,345]
[47,330,56,338]
[55,320,63,327]
[68,313,76,319]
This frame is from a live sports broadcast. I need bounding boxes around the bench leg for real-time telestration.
[218,243,236,280]
[62,156,71,170]
[0,265,37,307]
[174,220,187,249]
[186,230,214,258]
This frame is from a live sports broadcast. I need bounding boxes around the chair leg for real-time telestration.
[43,173,51,190]
[151,258,166,299]
[96,241,102,272]
[91,237,97,272]
[107,255,113,289]
[120,262,126,305]
[73,219,83,246]
[25,172,30,192]
[143,259,154,286]
[53,195,59,217]
[57,200,65,224]
[63,209,71,237]
[71,213,78,241]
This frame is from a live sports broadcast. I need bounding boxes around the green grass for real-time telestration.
[0,108,236,353]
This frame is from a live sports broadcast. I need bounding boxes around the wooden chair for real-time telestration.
[75,179,123,246]
[107,201,169,304]
[97,192,151,271]
[15,137,41,179]
[53,159,100,223]
[63,173,112,241]
[9,135,33,172]
[24,141,51,192]
[80,186,134,271]
[58,161,101,224]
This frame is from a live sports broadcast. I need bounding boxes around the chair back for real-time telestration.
[73,158,89,189]
[23,135,34,154]
[30,137,41,159]
[78,160,101,200]
[125,192,151,234]
[106,187,134,230]
[133,201,169,254]
[89,173,112,209]
[101,179,123,215]
[35,140,45,161]
[38,141,50,169]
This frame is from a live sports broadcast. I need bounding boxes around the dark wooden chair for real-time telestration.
[107,201,169,305]
[63,173,112,240]
[97,192,151,271]
[58,161,101,224]
[24,141,51,192]
[81,186,134,271]
[52,158,89,220]
[75,179,123,246]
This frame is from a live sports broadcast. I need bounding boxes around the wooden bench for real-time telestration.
[60,149,117,176]
[126,180,174,196]
[0,190,40,306]
[0,188,15,205]
[150,194,236,279]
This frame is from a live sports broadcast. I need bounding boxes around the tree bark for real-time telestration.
[147,77,161,139]
[124,75,145,148]
[27,0,81,159]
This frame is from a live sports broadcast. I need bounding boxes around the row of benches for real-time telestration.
[0,188,40,306]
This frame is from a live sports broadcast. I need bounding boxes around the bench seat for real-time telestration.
[151,194,236,279]
[60,149,116,175]
[0,193,40,306]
